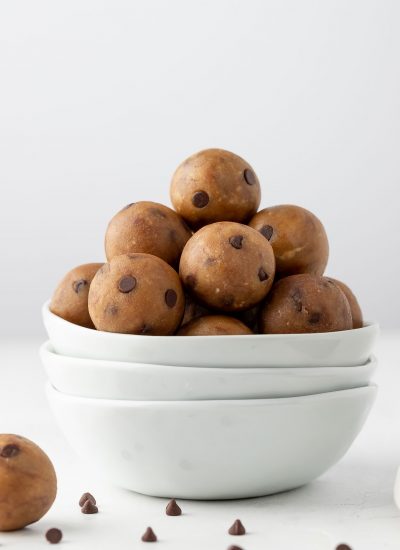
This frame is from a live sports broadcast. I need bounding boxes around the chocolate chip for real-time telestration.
[258,268,269,281]
[79,492,96,507]
[118,275,137,293]
[165,289,177,308]
[123,203,135,210]
[149,207,167,219]
[309,312,321,324]
[141,527,157,542]
[243,168,256,185]
[81,500,98,514]
[45,528,62,544]
[260,224,273,240]
[73,279,87,294]
[291,289,303,312]
[227,546,244,550]
[105,304,118,315]
[0,444,20,458]
[228,519,246,536]
[205,257,217,266]
[229,235,243,249]
[166,499,182,516]
[336,545,352,550]
[192,191,209,208]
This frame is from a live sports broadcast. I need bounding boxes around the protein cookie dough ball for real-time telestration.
[260,274,352,334]
[177,315,252,336]
[170,149,261,229]
[50,263,103,328]
[105,201,192,267]
[326,278,363,329]
[88,253,184,335]
[180,222,275,312]
[0,434,57,531]
[249,204,329,278]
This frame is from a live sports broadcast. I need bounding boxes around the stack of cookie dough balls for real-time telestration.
[49,147,363,335]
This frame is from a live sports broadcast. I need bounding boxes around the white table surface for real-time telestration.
[1,332,399,550]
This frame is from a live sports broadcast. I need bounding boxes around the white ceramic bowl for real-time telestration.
[40,341,377,401]
[42,301,379,368]
[47,383,377,499]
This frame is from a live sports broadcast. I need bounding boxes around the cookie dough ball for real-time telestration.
[327,278,363,329]
[180,222,275,312]
[260,274,352,334]
[88,253,184,335]
[181,292,210,327]
[249,205,329,278]
[105,201,192,267]
[170,149,261,229]
[177,315,252,336]
[0,434,57,531]
[50,263,103,328]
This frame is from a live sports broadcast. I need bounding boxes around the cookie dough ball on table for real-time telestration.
[178,315,252,336]
[326,278,363,329]
[170,149,261,229]
[105,201,192,267]
[249,205,329,278]
[88,253,184,335]
[0,434,57,531]
[180,222,275,312]
[260,274,352,334]
[50,263,103,328]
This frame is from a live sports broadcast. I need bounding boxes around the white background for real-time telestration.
[1,0,399,336]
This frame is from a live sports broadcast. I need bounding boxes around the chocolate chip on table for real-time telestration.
[228,519,246,535]
[243,168,256,185]
[73,279,87,294]
[0,443,20,458]
[141,527,157,542]
[336,545,352,550]
[81,500,98,514]
[227,546,244,550]
[192,191,209,208]
[45,528,63,544]
[118,275,137,293]
[79,492,96,507]
[260,224,273,240]
[166,499,182,516]
[258,267,269,282]
[229,235,243,249]
[165,289,177,308]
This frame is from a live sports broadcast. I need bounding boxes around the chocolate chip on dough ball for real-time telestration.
[260,274,352,334]
[50,263,103,328]
[170,149,261,229]
[326,277,363,329]
[178,315,252,336]
[249,204,329,278]
[105,201,192,267]
[88,253,184,335]
[179,222,275,312]
[0,434,57,531]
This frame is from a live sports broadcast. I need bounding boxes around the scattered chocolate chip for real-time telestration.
[165,289,177,308]
[227,546,244,550]
[291,290,303,312]
[309,312,321,324]
[149,207,167,219]
[228,519,246,536]
[260,224,273,240]
[45,528,63,544]
[141,527,157,542]
[79,492,96,507]
[192,191,209,208]
[243,168,256,185]
[258,268,269,281]
[73,279,87,294]
[118,275,137,293]
[0,444,20,458]
[166,499,182,516]
[205,257,217,265]
[229,235,243,249]
[81,500,98,514]
[336,545,352,550]
[105,304,118,315]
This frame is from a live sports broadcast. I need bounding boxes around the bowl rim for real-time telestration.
[40,340,378,373]
[42,300,379,341]
[46,380,378,407]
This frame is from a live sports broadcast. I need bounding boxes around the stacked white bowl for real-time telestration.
[41,301,379,500]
